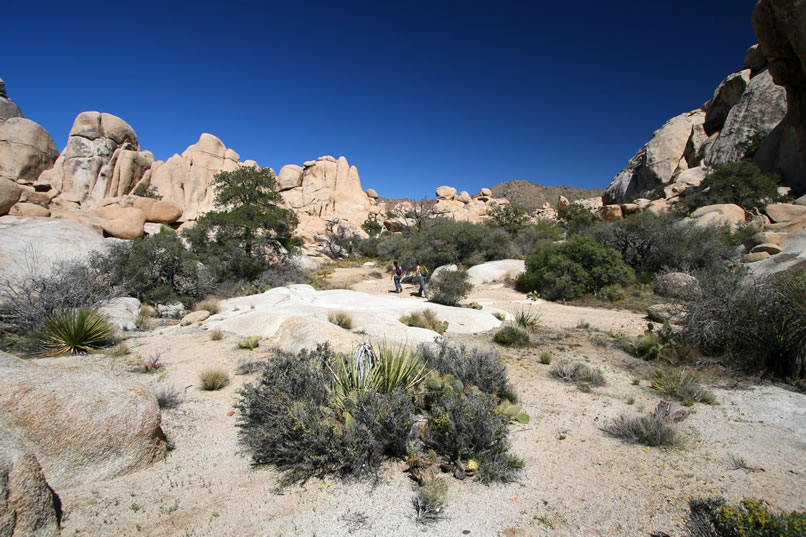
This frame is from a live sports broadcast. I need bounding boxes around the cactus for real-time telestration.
[343,411,355,430]
[516,412,530,424]
[426,376,444,390]
[443,374,456,384]
[503,405,521,419]
[449,378,464,394]
[467,459,478,471]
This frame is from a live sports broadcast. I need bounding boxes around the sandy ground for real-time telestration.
[52,267,806,537]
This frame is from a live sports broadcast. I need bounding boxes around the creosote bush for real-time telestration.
[603,413,681,447]
[493,326,530,347]
[428,270,472,307]
[199,368,229,391]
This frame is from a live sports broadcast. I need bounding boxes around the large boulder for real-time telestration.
[94,206,146,239]
[688,203,746,231]
[753,0,806,193]
[764,202,806,223]
[435,186,457,200]
[146,133,243,221]
[466,260,525,285]
[277,164,303,191]
[279,156,371,236]
[0,216,117,281]
[132,197,183,224]
[0,433,61,537]
[0,78,23,126]
[37,112,148,206]
[705,69,787,166]
[704,70,752,135]
[98,297,142,331]
[0,351,166,490]
[604,110,704,203]
[0,179,21,215]
[0,118,59,184]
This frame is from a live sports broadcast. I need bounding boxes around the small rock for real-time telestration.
[647,303,686,324]
[156,302,184,319]
[180,310,210,326]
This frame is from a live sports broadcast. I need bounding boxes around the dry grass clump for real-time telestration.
[413,477,447,523]
[237,336,260,350]
[651,368,716,406]
[328,310,353,329]
[603,413,681,447]
[199,368,229,391]
[400,309,448,335]
[550,360,606,387]
[195,297,220,314]
[210,328,223,341]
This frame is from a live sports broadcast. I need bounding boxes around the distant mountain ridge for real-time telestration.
[490,180,604,212]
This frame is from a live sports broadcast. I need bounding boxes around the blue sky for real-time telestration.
[3,1,757,199]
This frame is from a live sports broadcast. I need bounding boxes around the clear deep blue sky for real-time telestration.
[2,1,757,199]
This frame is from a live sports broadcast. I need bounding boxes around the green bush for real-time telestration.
[679,161,782,212]
[199,368,229,390]
[420,341,516,402]
[686,497,806,537]
[493,326,530,347]
[37,308,116,356]
[486,202,530,233]
[429,270,472,306]
[558,203,595,234]
[590,211,740,276]
[516,235,635,301]
[92,230,210,305]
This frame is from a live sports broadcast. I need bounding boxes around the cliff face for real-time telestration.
[605,0,806,204]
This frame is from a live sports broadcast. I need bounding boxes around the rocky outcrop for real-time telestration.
[0,78,23,126]
[0,118,59,185]
[707,69,787,165]
[0,350,167,490]
[150,133,241,221]
[0,180,21,215]
[753,0,806,194]
[0,433,61,537]
[38,111,149,206]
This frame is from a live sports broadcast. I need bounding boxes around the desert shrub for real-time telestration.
[400,310,448,335]
[255,261,309,290]
[597,284,625,302]
[199,368,229,390]
[558,203,595,234]
[37,308,116,356]
[651,369,716,405]
[0,257,112,334]
[487,202,530,233]
[361,215,383,237]
[420,341,516,401]
[235,359,265,375]
[235,345,415,483]
[91,230,212,305]
[550,361,606,387]
[603,413,681,447]
[425,389,510,463]
[429,270,472,306]
[506,220,565,258]
[493,326,530,347]
[590,211,740,276]
[514,308,541,330]
[626,322,676,361]
[686,497,806,537]
[476,452,524,484]
[679,161,782,212]
[328,310,353,329]
[515,235,635,301]
[154,386,182,409]
[413,478,447,523]
[682,268,805,378]
[132,183,162,199]
[539,351,553,365]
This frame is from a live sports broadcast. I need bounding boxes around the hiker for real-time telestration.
[415,260,428,298]
[392,260,403,293]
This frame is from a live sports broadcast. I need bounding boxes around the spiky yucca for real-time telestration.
[39,308,115,356]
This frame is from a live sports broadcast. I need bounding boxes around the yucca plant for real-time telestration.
[327,342,429,410]
[514,308,541,331]
[38,308,116,356]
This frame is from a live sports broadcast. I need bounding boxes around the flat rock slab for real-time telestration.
[204,284,503,353]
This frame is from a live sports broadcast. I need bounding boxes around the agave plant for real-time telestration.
[39,308,116,356]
